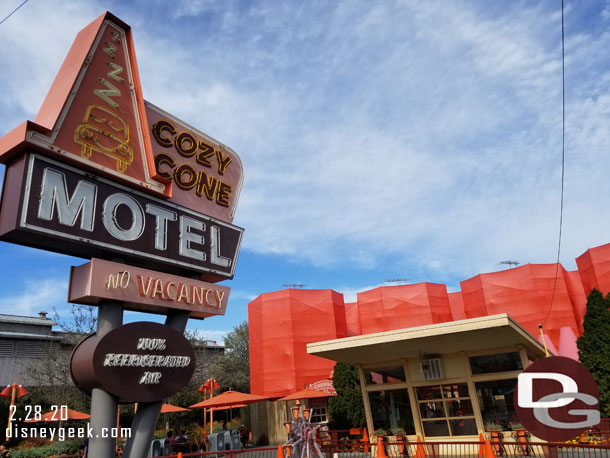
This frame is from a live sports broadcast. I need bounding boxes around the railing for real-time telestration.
[156,446,278,458]
[316,439,610,458]
[151,441,610,458]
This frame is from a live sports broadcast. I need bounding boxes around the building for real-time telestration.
[0,311,225,387]
[0,312,63,386]
[308,314,546,439]
[248,241,610,443]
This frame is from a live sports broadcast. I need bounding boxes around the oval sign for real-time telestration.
[70,322,195,402]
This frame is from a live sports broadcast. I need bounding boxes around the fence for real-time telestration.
[151,441,610,458]
[156,446,278,458]
[321,440,610,458]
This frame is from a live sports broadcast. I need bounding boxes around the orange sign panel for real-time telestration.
[0,12,243,224]
[69,258,230,319]
[146,102,243,222]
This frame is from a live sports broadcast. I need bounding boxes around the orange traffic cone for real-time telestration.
[361,428,370,452]
[414,435,427,458]
[376,435,387,458]
[483,440,495,458]
[177,453,183,458]
[278,445,286,458]
[477,433,485,457]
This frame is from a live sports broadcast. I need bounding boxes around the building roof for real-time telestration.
[0,331,63,341]
[0,313,56,326]
[307,313,548,365]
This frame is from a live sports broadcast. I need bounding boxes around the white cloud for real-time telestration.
[0,277,67,316]
[193,328,227,345]
[336,283,385,303]
[1,0,610,288]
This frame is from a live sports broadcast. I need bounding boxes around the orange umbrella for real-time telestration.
[208,403,247,411]
[189,390,268,409]
[277,389,337,401]
[25,408,90,422]
[160,403,189,413]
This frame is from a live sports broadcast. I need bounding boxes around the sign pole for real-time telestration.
[88,301,123,458]
[0,12,244,458]
[122,310,190,458]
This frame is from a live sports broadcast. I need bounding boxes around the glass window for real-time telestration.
[364,366,406,385]
[469,352,523,375]
[442,384,469,398]
[422,420,449,436]
[445,399,474,417]
[415,386,442,400]
[416,383,476,437]
[449,419,478,436]
[367,389,415,435]
[419,401,445,418]
[475,379,518,430]
[309,398,328,423]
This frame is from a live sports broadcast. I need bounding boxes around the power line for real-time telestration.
[542,0,566,328]
[0,0,30,26]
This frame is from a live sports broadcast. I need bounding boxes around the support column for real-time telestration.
[88,301,123,458]
[123,310,191,458]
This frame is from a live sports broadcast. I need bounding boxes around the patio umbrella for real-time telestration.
[189,391,268,410]
[277,389,337,401]
[24,408,90,422]
[190,391,268,428]
[160,403,190,431]
[161,403,190,413]
[208,403,248,411]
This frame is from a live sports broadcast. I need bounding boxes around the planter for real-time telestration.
[375,435,387,458]
[486,431,504,457]
[513,428,530,456]
[385,435,402,456]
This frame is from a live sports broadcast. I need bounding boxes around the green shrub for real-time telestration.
[11,439,84,458]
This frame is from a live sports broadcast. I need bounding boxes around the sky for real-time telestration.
[1,0,610,344]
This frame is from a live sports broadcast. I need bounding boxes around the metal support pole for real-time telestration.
[123,310,191,458]
[88,301,123,458]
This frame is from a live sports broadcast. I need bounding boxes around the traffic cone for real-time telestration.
[376,435,387,458]
[361,428,370,452]
[278,445,286,458]
[484,440,495,458]
[177,454,183,458]
[414,435,427,458]
[477,434,485,457]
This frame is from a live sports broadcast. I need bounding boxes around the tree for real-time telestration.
[576,288,610,417]
[328,362,366,429]
[25,305,97,412]
[211,322,250,392]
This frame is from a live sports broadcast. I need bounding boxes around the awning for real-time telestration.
[307,314,548,365]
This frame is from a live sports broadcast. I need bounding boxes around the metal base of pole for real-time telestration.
[88,301,123,458]
[122,311,191,458]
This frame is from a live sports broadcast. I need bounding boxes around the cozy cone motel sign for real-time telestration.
[0,12,243,458]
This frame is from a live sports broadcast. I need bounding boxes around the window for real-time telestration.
[474,379,518,430]
[309,398,328,423]
[364,366,406,385]
[469,352,522,375]
[368,389,415,434]
[415,383,477,437]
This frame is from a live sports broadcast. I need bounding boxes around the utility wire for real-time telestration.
[542,0,566,328]
[0,0,29,26]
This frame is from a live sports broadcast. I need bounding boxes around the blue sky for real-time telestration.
[1,0,610,343]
